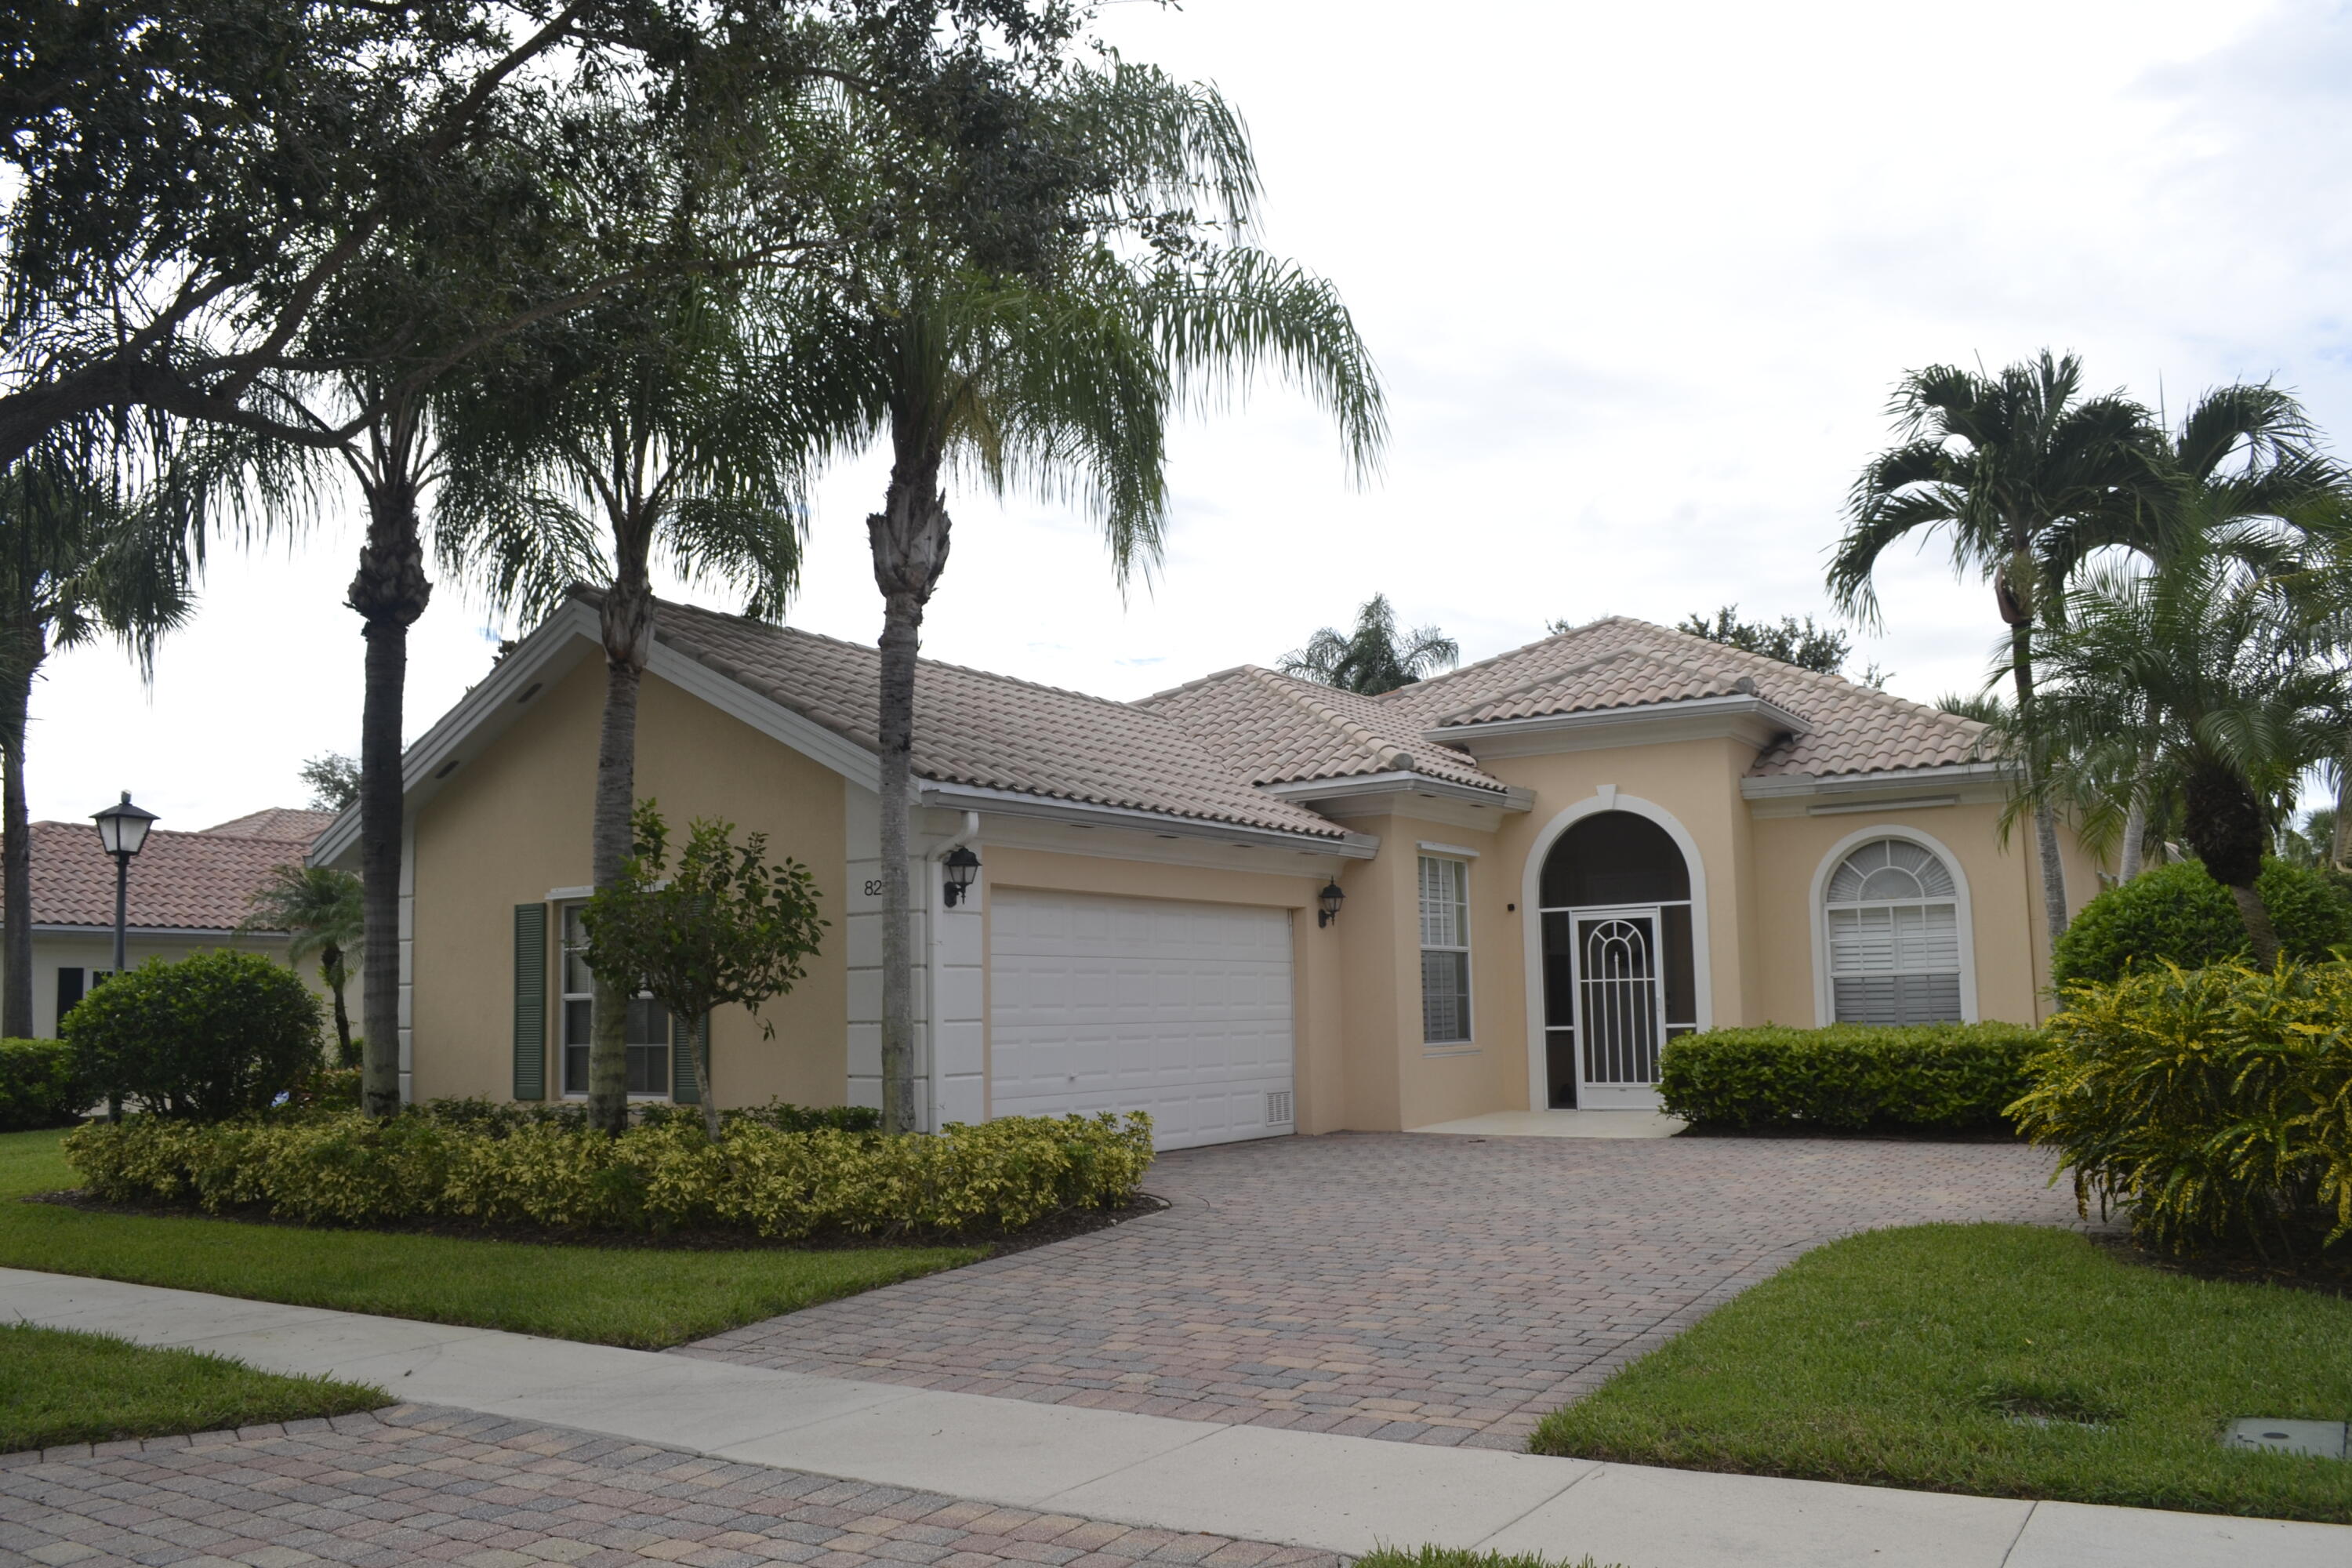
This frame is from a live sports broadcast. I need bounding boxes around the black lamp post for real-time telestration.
[92,792,158,975]
[1317,880,1345,928]
[942,844,982,908]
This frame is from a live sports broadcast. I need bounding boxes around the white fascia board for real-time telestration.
[916,781,1380,858]
[1740,760,2014,800]
[1259,770,1527,811]
[35,924,272,941]
[1425,694,1809,755]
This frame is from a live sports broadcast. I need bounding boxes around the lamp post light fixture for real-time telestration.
[942,844,982,908]
[92,792,158,974]
[1317,880,1345,928]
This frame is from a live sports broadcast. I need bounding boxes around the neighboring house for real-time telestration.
[325,589,2100,1147]
[2,808,340,1036]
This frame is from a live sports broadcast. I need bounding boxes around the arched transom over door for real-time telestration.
[1822,837,1968,1025]
[1537,811,1697,1110]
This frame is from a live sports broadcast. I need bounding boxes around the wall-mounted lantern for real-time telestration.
[942,844,982,907]
[1317,880,1345,928]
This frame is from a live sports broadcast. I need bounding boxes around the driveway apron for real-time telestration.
[680,1131,2096,1450]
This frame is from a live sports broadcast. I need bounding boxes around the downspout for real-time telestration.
[924,811,982,1132]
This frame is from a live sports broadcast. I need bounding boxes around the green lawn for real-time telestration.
[0,1322,386,1452]
[0,1127,978,1348]
[1531,1223,2352,1523]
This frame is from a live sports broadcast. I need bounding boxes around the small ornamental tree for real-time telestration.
[578,803,828,1141]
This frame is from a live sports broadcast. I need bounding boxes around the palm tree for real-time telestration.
[1829,352,2161,963]
[1280,595,1457,695]
[2043,383,2352,880]
[241,864,364,1065]
[2023,534,2349,963]
[0,454,191,1038]
[438,269,836,1132]
[844,67,1386,1134]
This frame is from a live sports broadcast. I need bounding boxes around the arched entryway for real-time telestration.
[1534,809,1699,1109]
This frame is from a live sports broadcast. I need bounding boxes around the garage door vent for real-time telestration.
[1265,1090,1294,1126]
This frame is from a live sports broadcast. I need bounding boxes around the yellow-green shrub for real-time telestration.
[2009,960,2352,1256]
[64,1109,1154,1238]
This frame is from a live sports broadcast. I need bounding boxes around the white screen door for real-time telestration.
[1573,908,1665,1108]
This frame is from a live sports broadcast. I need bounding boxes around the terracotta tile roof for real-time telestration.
[2,821,307,931]
[641,596,1352,840]
[1138,666,1507,793]
[1379,617,1991,780]
[201,808,339,842]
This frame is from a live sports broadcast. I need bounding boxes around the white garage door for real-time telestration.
[989,889,1295,1150]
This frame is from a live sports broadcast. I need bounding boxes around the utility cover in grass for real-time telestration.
[1529,1223,2352,1524]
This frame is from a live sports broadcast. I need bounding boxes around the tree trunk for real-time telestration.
[869,436,950,1137]
[2006,614,2070,956]
[0,627,39,1040]
[2229,883,2281,968]
[588,543,654,1134]
[2118,793,2148,884]
[2335,746,2352,871]
[347,476,430,1120]
[695,1020,721,1143]
[322,943,355,1066]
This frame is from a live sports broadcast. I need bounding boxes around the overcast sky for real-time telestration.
[29,0,2352,829]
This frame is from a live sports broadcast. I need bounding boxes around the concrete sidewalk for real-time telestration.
[5,1269,2344,1568]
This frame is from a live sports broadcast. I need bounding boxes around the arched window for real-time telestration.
[1537,811,1696,1105]
[1823,837,1963,1025]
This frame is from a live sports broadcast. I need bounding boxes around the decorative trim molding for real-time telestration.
[1432,695,1806,759]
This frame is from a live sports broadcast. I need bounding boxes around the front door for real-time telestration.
[1572,907,1665,1110]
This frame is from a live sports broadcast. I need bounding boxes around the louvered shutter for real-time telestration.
[512,904,547,1100]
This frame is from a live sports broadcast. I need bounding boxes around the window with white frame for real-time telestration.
[560,904,672,1095]
[1824,838,1964,1025]
[1419,855,1472,1044]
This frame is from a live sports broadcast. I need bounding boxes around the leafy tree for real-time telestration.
[2022,533,2350,964]
[1672,604,1888,687]
[299,753,360,814]
[1828,351,2162,963]
[578,803,828,1142]
[238,864,364,1067]
[0,457,191,1037]
[837,55,1386,1133]
[1280,595,1457,695]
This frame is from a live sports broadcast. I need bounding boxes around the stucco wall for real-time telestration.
[408,652,849,1106]
[18,931,314,1040]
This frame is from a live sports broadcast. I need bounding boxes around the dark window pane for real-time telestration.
[625,997,670,1047]
[1661,904,1697,1026]
[626,1043,670,1094]
[1541,811,1690,907]
[563,1044,590,1094]
[564,998,591,1046]
[1421,949,1471,1043]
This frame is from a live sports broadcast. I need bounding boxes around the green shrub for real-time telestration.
[2052,858,2352,989]
[63,1109,1152,1238]
[2009,960,2352,1256]
[64,951,323,1120]
[409,1097,880,1136]
[0,1040,78,1131]
[1659,1022,2045,1131]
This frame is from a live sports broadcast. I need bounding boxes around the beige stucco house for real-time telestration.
[320,590,2096,1145]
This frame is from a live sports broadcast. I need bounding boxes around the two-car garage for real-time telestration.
[987,889,1297,1150]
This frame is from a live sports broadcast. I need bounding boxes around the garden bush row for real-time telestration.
[2011,959,2352,1257]
[61,1109,1152,1239]
[0,1040,78,1131]
[2049,858,2352,989]
[1658,1022,2044,1131]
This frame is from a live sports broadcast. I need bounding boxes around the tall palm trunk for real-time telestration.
[322,942,356,1066]
[588,517,655,1134]
[2184,763,2278,966]
[347,472,430,1119]
[2003,588,2070,957]
[2334,747,2352,872]
[868,430,949,1136]
[2117,793,2149,883]
[0,620,38,1040]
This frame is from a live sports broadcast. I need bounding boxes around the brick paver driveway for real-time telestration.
[1,1405,1337,1568]
[685,1131,2097,1450]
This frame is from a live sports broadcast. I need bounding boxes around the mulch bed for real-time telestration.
[23,1187,1171,1257]
[2091,1229,2352,1299]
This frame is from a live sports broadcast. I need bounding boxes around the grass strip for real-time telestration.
[0,1128,978,1348]
[1358,1551,1625,1568]
[0,1322,385,1453]
[1532,1222,2352,1523]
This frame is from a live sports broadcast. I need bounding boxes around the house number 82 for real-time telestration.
[863,879,885,897]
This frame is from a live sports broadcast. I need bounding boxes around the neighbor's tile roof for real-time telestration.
[2,821,313,931]
[642,596,1352,840]
[1379,617,1990,779]
[201,808,339,842]
[1138,665,1507,793]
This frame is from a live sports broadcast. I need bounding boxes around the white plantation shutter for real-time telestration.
[1825,840,1965,1025]
[1419,856,1472,1043]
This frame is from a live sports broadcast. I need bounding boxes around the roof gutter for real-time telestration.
[1259,771,1531,811]
[916,782,1378,858]
[1740,759,2014,800]
[1425,691,1810,746]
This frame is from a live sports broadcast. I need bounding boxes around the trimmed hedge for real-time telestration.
[65,951,324,1119]
[62,1110,1152,1239]
[0,1040,78,1131]
[2051,858,2352,989]
[410,1096,881,1136]
[1658,1022,2045,1131]
[2010,960,2352,1256]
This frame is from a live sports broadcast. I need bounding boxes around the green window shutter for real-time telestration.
[512,904,547,1101]
[671,1013,706,1105]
